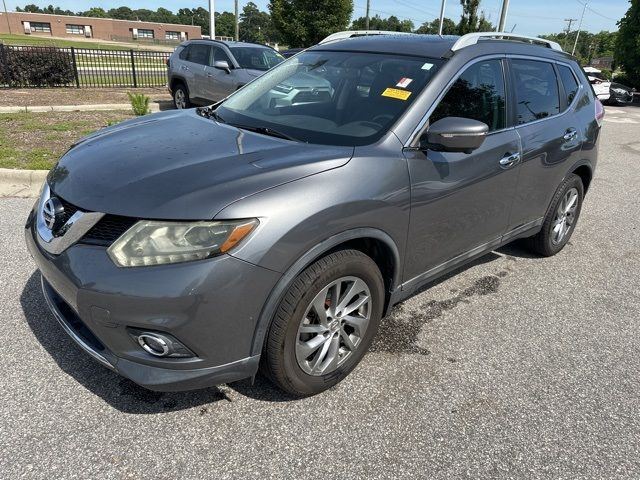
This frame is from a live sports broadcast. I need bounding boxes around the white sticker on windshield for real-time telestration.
[421,63,434,70]
[396,77,413,88]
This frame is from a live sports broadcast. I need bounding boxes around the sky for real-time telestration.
[3,0,631,37]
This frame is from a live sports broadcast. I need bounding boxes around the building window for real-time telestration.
[66,24,85,35]
[165,31,179,40]
[30,22,51,33]
[138,29,154,39]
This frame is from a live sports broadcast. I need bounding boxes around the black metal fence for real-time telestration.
[0,44,170,88]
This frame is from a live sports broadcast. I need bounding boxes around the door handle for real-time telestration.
[563,129,578,141]
[207,73,214,77]
[499,152,521,168]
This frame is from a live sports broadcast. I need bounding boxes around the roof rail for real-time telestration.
[320,30,414,44]
[451,32,563,52]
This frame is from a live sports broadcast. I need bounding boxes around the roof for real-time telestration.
[311,34,459,59]
[311,32,567,60]
[186,39,278,51]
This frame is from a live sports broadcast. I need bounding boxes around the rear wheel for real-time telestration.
[262,250,384,396]
[172,83,191,109]
[527,173,584,256]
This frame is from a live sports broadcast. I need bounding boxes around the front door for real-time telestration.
[202,46,236,101]
[403,58,521,284]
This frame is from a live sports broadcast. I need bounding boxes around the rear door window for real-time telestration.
[186,44,212,66]
[557,65,580,108]
[430,59,506,132]
[510,59,560,124]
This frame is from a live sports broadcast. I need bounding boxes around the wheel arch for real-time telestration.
[249,228,401,357]
[170,76,189,95]
[572,163,593,193]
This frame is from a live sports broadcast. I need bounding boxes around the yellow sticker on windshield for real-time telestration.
[381,88,412,100]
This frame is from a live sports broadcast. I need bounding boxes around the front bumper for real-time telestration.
[25,210,281,391]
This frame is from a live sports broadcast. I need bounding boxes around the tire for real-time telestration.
[172,83,191,109]
[262,249,385,396]
[526,173,584,257]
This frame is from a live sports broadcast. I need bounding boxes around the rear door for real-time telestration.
[183,43,212,102]
[506,58,584,231]
[403,57,521,282]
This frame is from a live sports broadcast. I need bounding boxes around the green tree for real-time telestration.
[239,2,274,42]
[107,7,136,21]
[458,0,480,35]
[177,7,210,36]
[81,7,108,18]
[415,17,457,34]
[18,4,43,13]
[351,14,413,32]
[269,0,353,47]
[615,0,640,88]
[152,7,178,24]
[216,11,237,39]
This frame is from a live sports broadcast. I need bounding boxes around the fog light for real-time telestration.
[128,329,195,358]
[138,334,169,357]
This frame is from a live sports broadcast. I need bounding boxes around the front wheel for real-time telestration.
[526,173,584,256]
[262,250,385,396]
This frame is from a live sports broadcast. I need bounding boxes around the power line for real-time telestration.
[575,0,619,22]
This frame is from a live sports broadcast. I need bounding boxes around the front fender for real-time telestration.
[214,151,412,357]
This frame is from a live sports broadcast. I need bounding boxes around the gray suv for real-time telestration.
[26,33,602,397]
[167,39,284,108]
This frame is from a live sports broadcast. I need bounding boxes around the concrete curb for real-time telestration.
[0,103,161,114]
[0,168,48,198]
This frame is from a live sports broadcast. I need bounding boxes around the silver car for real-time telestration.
[167,39,284,108]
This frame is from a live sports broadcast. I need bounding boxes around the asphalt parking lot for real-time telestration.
[1,106,639,479]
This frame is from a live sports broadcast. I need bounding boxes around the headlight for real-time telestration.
[107,219,258,267]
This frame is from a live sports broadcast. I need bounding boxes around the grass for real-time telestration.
[0,110,134,170]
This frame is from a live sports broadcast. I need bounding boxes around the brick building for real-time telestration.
[0,11,201,42]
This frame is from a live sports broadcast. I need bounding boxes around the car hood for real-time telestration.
[48,109,353,220]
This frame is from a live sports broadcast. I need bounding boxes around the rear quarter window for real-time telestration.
[511,59,560,125]
[558,65,580,108]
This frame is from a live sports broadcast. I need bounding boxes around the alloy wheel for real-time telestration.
[175,89,186,109]
[295,276,371,376]
[551,187,579,244]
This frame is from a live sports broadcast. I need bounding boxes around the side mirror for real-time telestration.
[213,60,231,73]
[422,117,489,154]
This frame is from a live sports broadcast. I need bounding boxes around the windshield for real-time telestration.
[229,47,284,71]
[217,50,442,146]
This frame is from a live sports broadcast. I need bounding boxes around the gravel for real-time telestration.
[0,107,639,479]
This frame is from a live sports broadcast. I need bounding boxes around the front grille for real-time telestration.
[53,192,137,247]
[58,197,79,225]
[82,215,138,246]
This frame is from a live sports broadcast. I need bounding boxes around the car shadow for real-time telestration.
[20,272,232,414]
[155,100,175,111]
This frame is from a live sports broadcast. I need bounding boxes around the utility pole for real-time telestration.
[234,0,239,41]
[563,18,577,51]
[572,1,587,56]
[2,0,11,34]
[438,0,446,35]
[365,0,370,30]
[209,0,215,39]
[497,0,510,32]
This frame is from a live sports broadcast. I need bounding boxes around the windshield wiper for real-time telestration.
[230,124,300,142]
[196,105,226,124]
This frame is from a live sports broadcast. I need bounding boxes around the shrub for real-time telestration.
[0,46,75,87]
[127,92,151,116]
